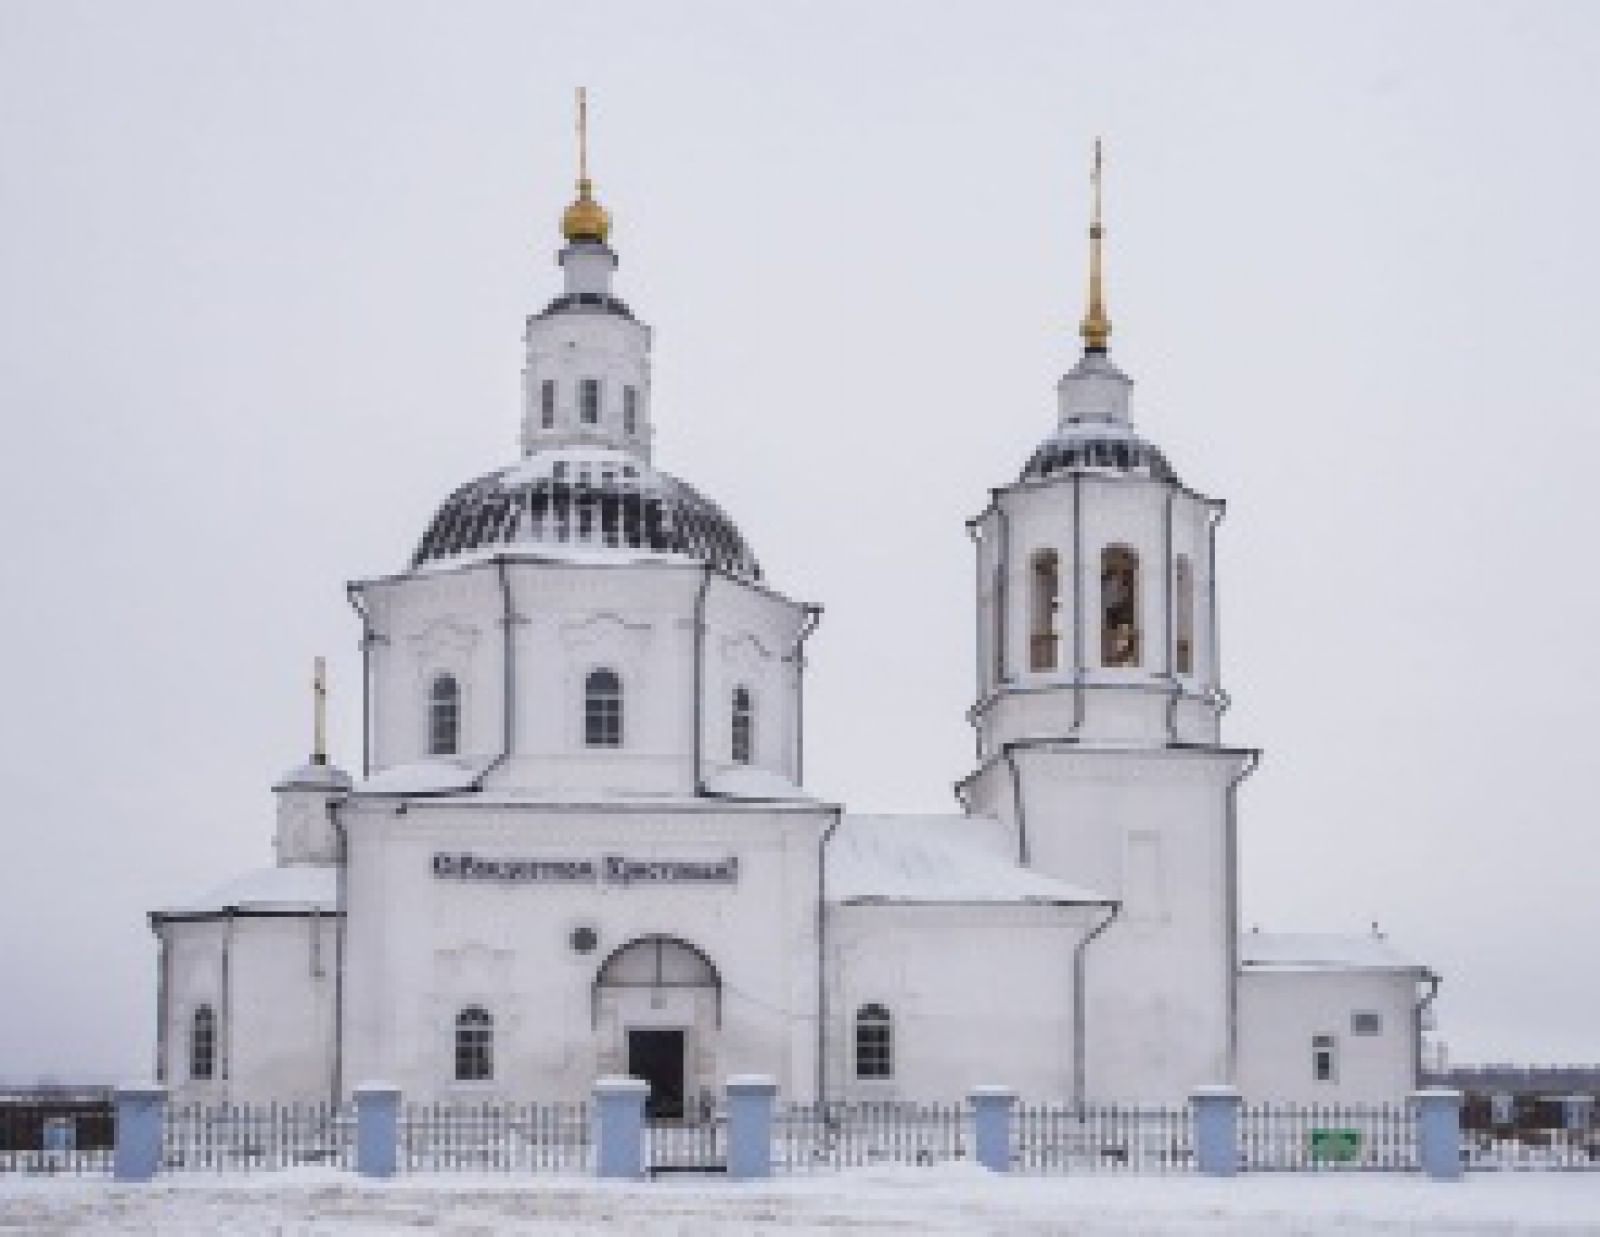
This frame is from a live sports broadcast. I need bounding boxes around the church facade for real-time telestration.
[148,112,1436,1115]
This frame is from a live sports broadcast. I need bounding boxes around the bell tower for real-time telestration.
[959,144,1258,1101]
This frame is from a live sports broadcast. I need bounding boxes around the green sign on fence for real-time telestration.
[1309,1128,1363,1162]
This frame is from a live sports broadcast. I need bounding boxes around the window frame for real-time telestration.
[540,379,556,429]
[623,385,638,436]
[190,1004,217,1082]
[731,685,754,765]
[584,667,624,748]
[1174,553,1194,675]
[428,673,461,757]
[854,1003,893,1080]
[579,378,601,426]
[1100,544,1142,668]
[1351,1011,1382,1037]
[1312,1033,1338,1083]
[454,1005,494,1083]
[1029,548,1061,671]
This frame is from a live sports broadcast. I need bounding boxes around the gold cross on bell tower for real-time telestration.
[1079,138,1112,355]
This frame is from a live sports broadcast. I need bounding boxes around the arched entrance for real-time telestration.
[593,935,721,1120]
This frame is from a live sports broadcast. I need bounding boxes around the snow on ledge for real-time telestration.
[1240,931,1427,973]
[354,757,494,796]
[155,865,338,917]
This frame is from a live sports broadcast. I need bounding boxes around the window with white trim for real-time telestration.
[1312,1034,1337,1083]
[190,1005,217,1081]
[454,1006,493,1082]
[580,378,600,425]
[1030,549,1060,671]
[429,673,460,756]
[1101,545,1141,667]
[1174,554,1194,674]
[585,668,623,748]
[1351,1011,1382,1037]
[731,686,753,765]
[623,385,638,436]
[854,1003,893,1079]
[541,379,556,429]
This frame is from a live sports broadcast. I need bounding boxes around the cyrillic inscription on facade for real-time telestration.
[431,852,739,886]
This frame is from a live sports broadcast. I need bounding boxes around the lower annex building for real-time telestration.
[148,112,1439,1115]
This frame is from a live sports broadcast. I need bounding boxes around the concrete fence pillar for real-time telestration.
[112,1084,166,1183]
[969,1086,1016,1174]
[1412,1088,1463,1181]
[726,1075,778,1180]
[593,1076,650,1180]
[353,1083,402,1179]
[1190,1085,1241,1177]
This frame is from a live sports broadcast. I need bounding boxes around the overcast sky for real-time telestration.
[2,0,1597,1081]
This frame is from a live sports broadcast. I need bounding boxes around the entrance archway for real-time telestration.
[593,935,721,1120]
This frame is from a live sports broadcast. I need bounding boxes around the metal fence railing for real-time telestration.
[774,1101,969,1172]
[646,1117,727,1175]
[1239,1102,1417,1171]
[0,1101,114,1176]
[400,1102,590,1174]
[1013,1104,1193,1173]
[162,1102,354,1172]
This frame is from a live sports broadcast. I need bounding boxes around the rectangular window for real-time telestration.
[580,378,600,425]
[1312,1034,1337,1083]
[1351,1011,1382,1037]
[541,380,556,428]
[623,385,638,435]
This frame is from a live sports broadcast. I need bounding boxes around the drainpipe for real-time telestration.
[995,494,1011,687]
[965,517,985,761]
[1206,504,1226,715]
[221,909,235,1094]
[1002,744,1030,865]
[1224,748,1261,1082]
[472,559,518,789]
[1073,902,1120,1105]
[1163,488,1180,743]
[153,921,169,1084]
[788,603,823,785]
[1070,476,1085,734]
[815,806,844,1103]
[692,565,714,796]
[328,798,347,1106]
[345,587,375,779]
[1414,971,1443,1087]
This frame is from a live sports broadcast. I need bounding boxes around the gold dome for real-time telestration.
[562,177,611,244]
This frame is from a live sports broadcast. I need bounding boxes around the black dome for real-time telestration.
[412,448,761,581]
[1021,424,1179,486]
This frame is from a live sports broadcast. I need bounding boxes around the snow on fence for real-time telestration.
[1238,1102,1417,1172]
[774,1101,969,1172]
[162,1102,354,1172]
[399,1102,590,1174]
[0,1100,114,1176]
[1013,1103,1193,1173]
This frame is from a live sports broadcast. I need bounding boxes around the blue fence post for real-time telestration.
[113,1084,166,1183]
[1190,1085,1241,1177]
[726,1074,778,1180]
[593,1076,649,1180]
[1412,1088,1463,1181]
[354,1083,402,1179]
[969,1086,1016,1174]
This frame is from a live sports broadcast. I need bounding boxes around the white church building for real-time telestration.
[148,110,1438,1116]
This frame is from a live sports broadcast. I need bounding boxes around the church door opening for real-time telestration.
[628,1028,685,1120]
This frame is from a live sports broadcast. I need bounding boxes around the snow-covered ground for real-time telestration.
[2,1165,1599,1235]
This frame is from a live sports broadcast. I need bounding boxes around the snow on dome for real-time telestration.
[1021,425,1178,485]
[410,446,761,581]
[1240,931,1427,973]
[828,815,1114,906]
[272,760,353,793]
[155,865,337,918]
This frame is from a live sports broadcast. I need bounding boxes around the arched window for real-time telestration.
[854,1003,893,1079]
[540,379,556,429]
[429,673,460,756]
[454,1006,493,1082]
[580,378,601,425]
[1174,555,1195,675]
[1101,546,1141,668]
[1030,549,1061,671]
[731,686,754,765]
[190,1005,216,1081]
[585,668,623,748]
[623,386,639,436]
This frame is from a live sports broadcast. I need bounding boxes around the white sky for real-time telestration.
[1,0,1597,1080]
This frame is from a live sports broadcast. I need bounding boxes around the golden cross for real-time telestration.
[577,86,590,185]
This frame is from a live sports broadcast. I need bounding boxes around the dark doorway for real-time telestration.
[628,1029,686,1120]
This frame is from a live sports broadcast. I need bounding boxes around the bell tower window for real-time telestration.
[541,379,556,429]
[1101,545,1141,668]
[1174,554,1194,675]
[623,385,639,436]
[1029,549,1061,671]
[429,673,461,756]
[580,379,601,426]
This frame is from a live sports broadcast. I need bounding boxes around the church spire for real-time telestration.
[561,87,612,245]
[1079,138,1111,355]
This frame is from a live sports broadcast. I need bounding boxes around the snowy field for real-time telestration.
[2,1165,1599,1235]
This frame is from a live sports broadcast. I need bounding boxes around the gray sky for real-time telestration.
[2,0,1597,1080]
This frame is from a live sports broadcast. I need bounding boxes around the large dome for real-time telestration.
[411,447,761,581]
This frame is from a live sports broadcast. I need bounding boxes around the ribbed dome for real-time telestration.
[412,447,761,581]
[1021,423,1178,486]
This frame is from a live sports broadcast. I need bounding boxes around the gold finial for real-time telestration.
[1079,138,1111,354]
[312,656,328,765]
[561,86,611,244]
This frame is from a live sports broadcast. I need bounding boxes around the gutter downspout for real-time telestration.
[221,910,235,1095]
[816,806,844,1103]
[1073,902,1120,1105]
[1163,488,1180,743]
[152,919,169,1084]
[692,565,714,796]
[1002,744,1030,865]
[328,798,347,1106]
[472,558,518,789]
[995,494,1011,688]
[1071,476,1085,734]
[345,587,375,780]
[788,603,823,786]
[966,517,985,761]
[1414,971,1443,1087]
[1206,504,1229,715]
[1224,749,1262,1082]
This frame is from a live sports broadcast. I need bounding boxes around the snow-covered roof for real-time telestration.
[703,767,816,801]
[354,757,494,796]
[1240,932,1428,974]
[155,866,337,918]
[272,760,353,793]
[828,815,1114,907]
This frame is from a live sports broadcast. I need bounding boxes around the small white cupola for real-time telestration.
[273,657,350,866]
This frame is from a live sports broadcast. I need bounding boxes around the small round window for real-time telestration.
[570,925,599,955]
